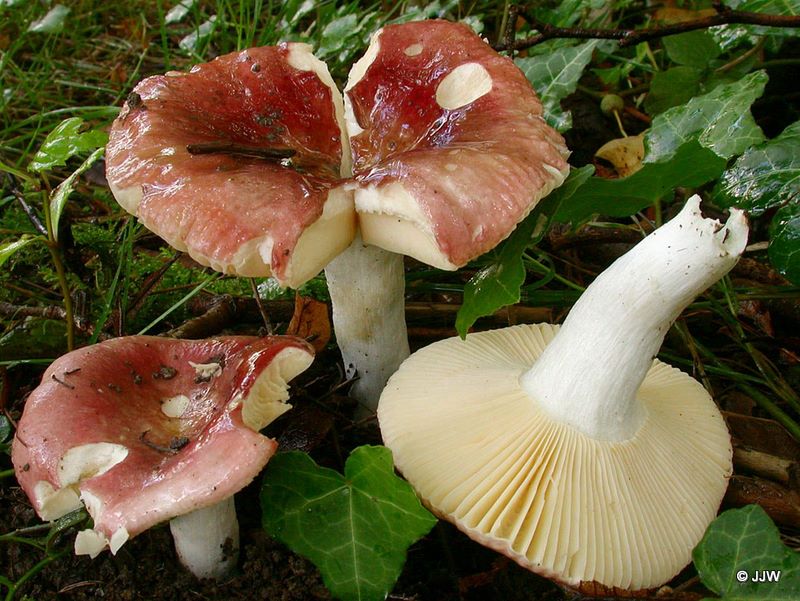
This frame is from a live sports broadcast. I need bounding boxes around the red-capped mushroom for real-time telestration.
[105,20,569,412]
[105,43,354,289]
[12,335,313,579]
[327,20,569,408]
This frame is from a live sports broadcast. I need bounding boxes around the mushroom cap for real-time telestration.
[12,335,313,554]
[378,323,732,590]
[106,44,354,288]
[345,20,570,269]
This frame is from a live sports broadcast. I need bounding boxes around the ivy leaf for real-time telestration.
[554,141,726,224]
[644,66,702,115]
[663,30,722,69]
[49,147,105,240]
[0,415,11,455]
[455,166,594,337]
[644,70,767,164]
[0,235,42,267]
[693,505,800,599]
[261,446,436,601]
[714,121,800,216]
[29,117,108,173]
[516,40,600,132]
[769,202,800,285]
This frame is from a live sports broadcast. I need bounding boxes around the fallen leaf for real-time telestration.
[286,294,330,353]
[595,134,645,177]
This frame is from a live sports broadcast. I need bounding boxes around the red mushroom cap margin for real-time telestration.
[11,336,313,556]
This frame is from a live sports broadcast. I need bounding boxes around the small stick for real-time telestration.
[186,142,296,161]
[249,278,274,335]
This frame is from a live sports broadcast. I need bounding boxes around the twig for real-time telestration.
[186,142,295,161]
[249,277,274,334]
[496,5,800,51]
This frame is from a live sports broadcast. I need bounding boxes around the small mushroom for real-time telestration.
[12,335,314,579]
[378,196,748,590]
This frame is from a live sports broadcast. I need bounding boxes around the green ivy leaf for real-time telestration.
[0,415,10,454]
[663,30,722,69]
[554,141,726,224]
[769,202,800,285]
[644,70,767,164]
[49,147,105,240]
[516,40,600,132]
[714,121,800,216]
[644,66,702,115]
[29,117,108,173]
[261,446,436,601]
[455,166,594,337]
[0,235,42,267]
[693,505,800,600]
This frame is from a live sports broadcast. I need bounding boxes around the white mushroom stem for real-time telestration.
[520,196,748,442]
[325,234,410,412]
[169,497,239,580]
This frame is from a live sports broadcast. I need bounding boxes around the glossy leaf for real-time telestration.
[711,0,800,49]
[517,40,601,132]
[0,415,10,455]
[644,70,767,164]
[29,117,108,173]
[769,202,800,285]
[644,66,701,115]
[714,121,800,216]
[0,235,42,267]
[663,30,722,68]
[455,166,594,337]
[50,147,105,240]
[693,504,800,599]
[554,141,726,224]
[261,446,436,601]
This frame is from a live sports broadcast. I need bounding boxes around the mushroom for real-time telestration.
[378,196,747,590]
[11,335,313,579]
[105,43,354,289]
[327,20,569,408]
[105,20,569,413]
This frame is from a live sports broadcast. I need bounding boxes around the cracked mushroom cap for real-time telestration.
[378,324,732,590]
[345,20,570,269]
[12,335,313,556]
[106,44,354,289]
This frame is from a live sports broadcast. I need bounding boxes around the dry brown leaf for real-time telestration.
[652,7,717,24]
[595,134,645,178]
[286,294,331,353]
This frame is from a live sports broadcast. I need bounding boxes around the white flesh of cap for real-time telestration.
[354,182,457,271]
[435,63,492,110]
[239,345,315,431]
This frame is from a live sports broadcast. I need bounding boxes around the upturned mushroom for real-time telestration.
[105,20,569,412]
[12,335,313,579]
[378,196,747,590]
